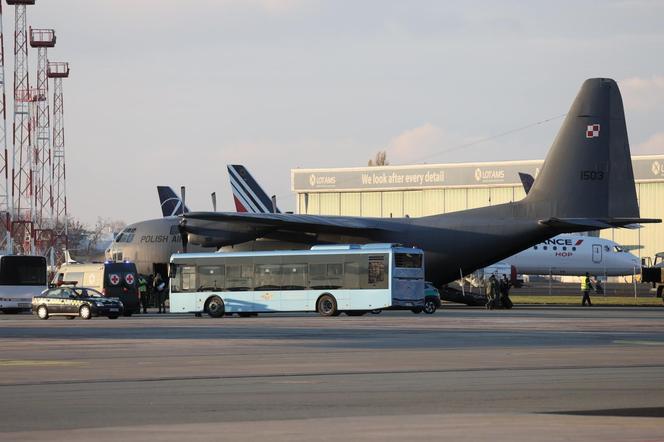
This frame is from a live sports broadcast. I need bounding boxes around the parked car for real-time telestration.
[52,261,140,315]
[423,282,441,314]
[32,286,124,320]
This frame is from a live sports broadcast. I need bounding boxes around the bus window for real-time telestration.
[309,262,343,289]
[171,265,195,293]
[395,253,422,268]
[226,264,253,291]
[282,263,307,290]
[198,265,224,291]
[0,256,48,286]
[368,259,386,284]
[343,260,361,289]
[255,264,282,290]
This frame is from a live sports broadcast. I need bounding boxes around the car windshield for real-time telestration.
[72,288,103,298]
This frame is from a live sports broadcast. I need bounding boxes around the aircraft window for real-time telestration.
[553,246,557,251]
[562,246,567,251]
[604,245,610,252]
[572,247,577,251]
[543,246,548,250]
[533,246,538,250]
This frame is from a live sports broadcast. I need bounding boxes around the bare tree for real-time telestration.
[368,151,389,166]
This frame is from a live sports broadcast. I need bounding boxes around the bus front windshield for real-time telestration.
[0,256,47,286]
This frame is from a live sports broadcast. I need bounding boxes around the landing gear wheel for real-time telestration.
[37,305,49,320]
[317,294,338,317]
[423,299,437,314]
[411,307,423,314]
[79,305,92,320]
[206,296,225,318]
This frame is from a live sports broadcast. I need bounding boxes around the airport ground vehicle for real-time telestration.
[641,252,664,299]
[52,262,140,315]
[0,255,48,314]
[32,286,124,320]
[169,244,425,317]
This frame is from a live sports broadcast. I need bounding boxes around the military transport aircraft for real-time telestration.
[178,78,660,288]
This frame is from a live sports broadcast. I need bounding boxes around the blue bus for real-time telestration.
[169,244,425,317]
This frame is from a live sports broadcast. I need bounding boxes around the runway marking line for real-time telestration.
[0,359,84,367]
[613,340,664,346]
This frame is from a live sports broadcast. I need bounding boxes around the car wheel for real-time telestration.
[108,315,119,319]
[423,299,437,314]
[206,296,225,318]
[411,307,423,314]
[79,305,92,320]
[317,294,338,317]
[37,305,49,320]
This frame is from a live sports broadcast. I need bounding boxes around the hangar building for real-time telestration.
[292,154,664,260]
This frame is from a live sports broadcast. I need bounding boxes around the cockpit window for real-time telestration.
[115,228,136,243]
[613,245,623,253]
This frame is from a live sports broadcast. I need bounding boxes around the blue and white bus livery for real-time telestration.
[168,244,425,317]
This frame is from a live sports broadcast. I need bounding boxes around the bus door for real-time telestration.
[592,244,602,263]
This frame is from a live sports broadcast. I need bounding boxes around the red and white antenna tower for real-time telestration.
[30,27,54,254]
[0,3,11,253]
[7,0,36,255]
[48,61,68,253]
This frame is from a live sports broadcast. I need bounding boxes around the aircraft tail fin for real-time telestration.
[523,78,648,223]
[157,186,189,217]
[227,165,280,213]
[518,172,535,195]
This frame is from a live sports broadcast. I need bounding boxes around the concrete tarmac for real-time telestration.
[1,308,663,441]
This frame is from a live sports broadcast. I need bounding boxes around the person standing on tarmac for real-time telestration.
[486,274,499,309]
[153,273,165,313]
[499,274,513,309]
[138,275,149,314]
[581,272,593,306]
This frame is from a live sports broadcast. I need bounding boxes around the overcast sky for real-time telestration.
[18,0,664,224]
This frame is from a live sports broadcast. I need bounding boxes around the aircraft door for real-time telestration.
[592,244,602,263]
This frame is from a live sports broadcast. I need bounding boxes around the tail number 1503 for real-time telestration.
[580,170,605,181]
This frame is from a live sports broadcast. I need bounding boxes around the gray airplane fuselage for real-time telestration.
[105,217,213,275]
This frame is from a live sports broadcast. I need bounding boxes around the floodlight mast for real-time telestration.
[7,0,36,255]
[0,3,12,253]
[30,27,54,243]
[48,61,68,256]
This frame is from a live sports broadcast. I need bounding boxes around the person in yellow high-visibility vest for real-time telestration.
[581,272,593,306]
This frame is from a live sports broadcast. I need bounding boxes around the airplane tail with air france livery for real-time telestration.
[227,165,280,214]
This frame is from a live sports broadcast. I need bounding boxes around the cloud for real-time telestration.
[386,123,447,163]
[635,132,664,155]
[619,75,664,111]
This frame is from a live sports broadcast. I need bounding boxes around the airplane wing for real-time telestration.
[182,211,401,235]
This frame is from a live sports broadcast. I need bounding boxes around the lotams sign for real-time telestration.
[292,156,664,192]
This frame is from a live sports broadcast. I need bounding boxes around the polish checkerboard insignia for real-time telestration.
[586,124,600,138]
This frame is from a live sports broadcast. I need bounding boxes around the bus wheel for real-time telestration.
[317,294,338,317]
[79,305,92,320]
[423,300,437,314]
[206,296,225,318]
[37,305,49,320]
[370,309,382,315]
[346,310,368,316]
[411,307,423,314]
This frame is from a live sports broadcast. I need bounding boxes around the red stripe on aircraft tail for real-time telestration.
[234,196,248,212]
